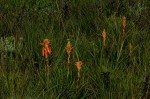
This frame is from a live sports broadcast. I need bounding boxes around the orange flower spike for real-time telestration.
[66,39,73,76]
[75,61,83,72]
[75,61,83,79]
[40,39,52,59]
[66,39,73,54]
[102,29,106,47]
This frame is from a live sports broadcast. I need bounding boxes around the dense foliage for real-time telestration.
[0,0,150,98]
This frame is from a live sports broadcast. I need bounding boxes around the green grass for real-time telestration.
[0,0,150,99]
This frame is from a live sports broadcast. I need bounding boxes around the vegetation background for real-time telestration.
[0,0,150,98]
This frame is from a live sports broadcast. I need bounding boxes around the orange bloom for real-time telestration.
[75,61,83,80]
[75,61,83,72]
[40,39,52,60]
[65,39,73,54]
[66,39,73,76]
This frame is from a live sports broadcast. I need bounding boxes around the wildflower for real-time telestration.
[122,16,126,33]
[102,29,106,48]
[65,39,73,76]
[75,61,83,79]
[40,39,52,62]
[75,61,83,90]
[65,39,73,54]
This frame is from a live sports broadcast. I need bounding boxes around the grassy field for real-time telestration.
[0,0,150,99]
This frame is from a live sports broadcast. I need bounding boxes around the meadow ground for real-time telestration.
[0,0,150,99]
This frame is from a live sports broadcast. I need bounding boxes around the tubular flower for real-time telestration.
[102,29,106,47]
[75,61,83,79]
[40,39,52,61]
[75,61,83,72]
[65,39,73,54]
[66,39,73,76]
